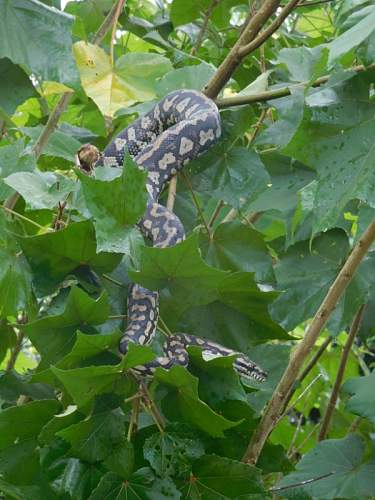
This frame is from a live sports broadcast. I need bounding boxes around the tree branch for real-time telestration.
[318,304,366,441]
[215,62,375,108]
[242,217,375,465]
[190,0,220,56]
[203,0,281,99]
[238,0,300,58]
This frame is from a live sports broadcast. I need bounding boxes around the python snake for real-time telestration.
[95,89,267,382]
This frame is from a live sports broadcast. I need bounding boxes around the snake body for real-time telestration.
[96,90,267,382]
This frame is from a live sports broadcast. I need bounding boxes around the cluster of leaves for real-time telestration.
[0,0,375,498]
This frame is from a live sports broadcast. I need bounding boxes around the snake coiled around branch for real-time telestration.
[96,89,267,382]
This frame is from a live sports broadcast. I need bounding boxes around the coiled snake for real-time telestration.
[95,89,267,382]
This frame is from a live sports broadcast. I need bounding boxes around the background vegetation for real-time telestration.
[0,0,375,498]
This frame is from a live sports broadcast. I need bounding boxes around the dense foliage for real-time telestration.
[0,0,375,498]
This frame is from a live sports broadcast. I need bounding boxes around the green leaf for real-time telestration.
[0,217,35,319]
[275,434,375,499]
[51,343,155,407]
[5,170,76,210]
[24,287,109,368]
[343,371,375,424]
[191,145,269,210]
[129,233,228,320]
[0,139,36,201]
[0,0,78,85]
[284,77,375,232]
[270,230,368,333]
[0,58,37,116]
[200,221,274,283]
[144,431,204,478]
[18,220,121,294]
[276,46,328,83]
[156,63,216,95]
[329,6,375,63]
[182,455,267,498]
[21,125,81,162]
[89,469,181,499]
[57,408,126,462]
[104,441,134,478]
[0,399,60,448]
[78,156,148,253]
[74,41,172,116]
[155,365,241,437]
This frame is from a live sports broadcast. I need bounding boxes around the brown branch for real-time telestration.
[215,62,375,108]
[110,0,126,64]
[190,0,220,56]
[282,335,332,412]
[203,0,281,98]
[318,304,366,441]
[238,0,300,58]
[208,199,225,228]
[166,175,178,212]
[242,217,375,465]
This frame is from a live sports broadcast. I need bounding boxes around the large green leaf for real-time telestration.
[155,365,241,437]
[129,233,228,320]
[343,371,375,425]
[18,220,121,294]
[156,63,216,95]
[0,0,78,85]
[182,455,267,498]
[89,469,181,499]
[21,125,81,161]
[24,287,109,368]
[270,230,371,333]
[74,41,172,116]
[78,156,148,253]
[275,435,375,499]
[284,77,375,232]
[0,58,37,117]
[5,170,76,210]
[0,139,36,201]
[191,145,269,210]
[57,408,126,462]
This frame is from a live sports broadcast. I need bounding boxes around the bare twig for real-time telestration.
[6,330,25,372]
[242,218,375,465]
[203,0,281,98]
[238,0,300,58]
[216,62,375,108]
[110,0,126,64]
[190,0,220,56]
[318,304,366,441]
[270,472,336,493]
[208,200,225,228]
[166,175,178,211]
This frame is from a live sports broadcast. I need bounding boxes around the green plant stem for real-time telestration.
[1,205,50,231]
[242,218,375,465]
[318,304,366,441]
[216,62,375,108]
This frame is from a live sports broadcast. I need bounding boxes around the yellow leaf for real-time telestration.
[73,41,172,117]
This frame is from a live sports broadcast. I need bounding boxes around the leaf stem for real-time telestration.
[190,0,221,56]
[242,218,375,465]
[181,172,211,237]
[1,205,51,232]
[318,304,366,441]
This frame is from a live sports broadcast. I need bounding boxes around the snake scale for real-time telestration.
[95,89,267,382]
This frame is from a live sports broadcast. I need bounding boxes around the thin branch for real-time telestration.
[282,335,332,412]
[203,0,281,98]
[1,205,51,232]
[216,62,375,108]
[208,200,225,228]
[110,0,126,64]
[181,172,211,237]
[102,273,126,287]
[242,217,375,465]
[318,304,366,441]
[238,0,300,58]
[6,330,25,372]
[190,0,220,56]
[297,0,334,7]
[166,175,178,212]
[270,472,336,493]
